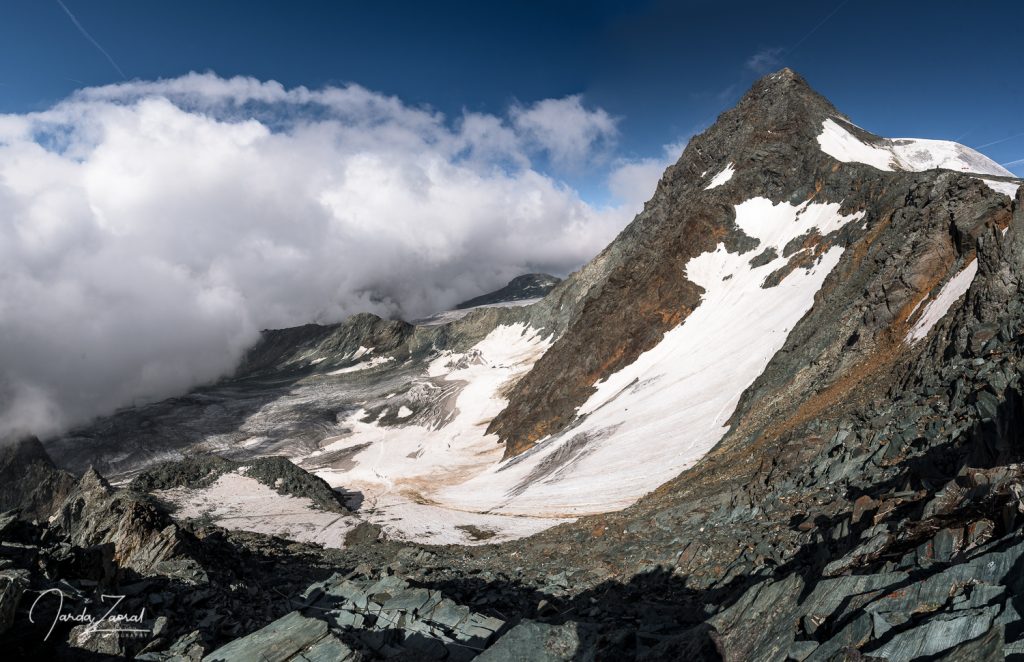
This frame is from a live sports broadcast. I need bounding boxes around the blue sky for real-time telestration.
[2,0,1022,182]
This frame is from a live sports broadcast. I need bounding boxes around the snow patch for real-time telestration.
[396,406,413,418]
[705,163,735,189]
[817,119,895,171]
[154,472,357,547]
[906,259,978,344]
[328,355,394,375]
[978,178,1021,199]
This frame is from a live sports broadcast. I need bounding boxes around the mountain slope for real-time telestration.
[18,68,1024,660]
[43,69,1021,541]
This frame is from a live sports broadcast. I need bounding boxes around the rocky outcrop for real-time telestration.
[0,437,76,521]
[238,312,415,378]
[456,274,562,309]
[48,468,194,579]
[0,568,29,636]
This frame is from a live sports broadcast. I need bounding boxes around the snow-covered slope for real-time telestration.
[292,198,864,537]
[818,118,1013,176]
[439,198,864,516]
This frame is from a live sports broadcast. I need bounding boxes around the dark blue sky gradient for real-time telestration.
[2,0,1022,177]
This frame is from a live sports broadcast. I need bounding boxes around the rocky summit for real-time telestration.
[3,68,1024,660]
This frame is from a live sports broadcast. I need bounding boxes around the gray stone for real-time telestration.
[292,634,358,662]
[477,620,582,662]
[381,587,432,613]
[787,640,819,661]
[202,611,329,662]
[867,606,999,661]
[934,625,1004,661]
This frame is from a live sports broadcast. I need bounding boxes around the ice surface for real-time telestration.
[301,322,565,544]
[413,297,543,327]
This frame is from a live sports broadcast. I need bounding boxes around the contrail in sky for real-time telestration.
[788,0,851,54]
[977,132,1024,149]
[55,0,127,80]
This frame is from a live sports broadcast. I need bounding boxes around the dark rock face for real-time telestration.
[455,274,562,309]
[0,568,28,636]
[0,436,76,521]
[238,312,415,379]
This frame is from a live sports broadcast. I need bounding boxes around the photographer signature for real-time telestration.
[29,588,151,641]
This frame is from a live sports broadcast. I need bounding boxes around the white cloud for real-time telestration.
[0,73,666,440]
[511,95,619,169]
[745,48,784,74]
[607,141,688,211]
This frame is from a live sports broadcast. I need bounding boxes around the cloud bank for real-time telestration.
[0,73,675,440]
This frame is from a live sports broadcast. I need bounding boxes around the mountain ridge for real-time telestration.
[10,68,1024,659]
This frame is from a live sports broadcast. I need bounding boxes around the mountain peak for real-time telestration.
[736,67,842,124]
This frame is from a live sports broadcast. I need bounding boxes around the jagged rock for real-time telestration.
[47,468,195,579]
[0,437,76,521]
[137,629,208,661]
[866,607,999,661]
[456,274,562,309]
[934,625,1004,661]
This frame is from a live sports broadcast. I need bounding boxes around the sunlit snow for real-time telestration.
[705,163,736,189]
[978,178,1021,199]
[906,259,978,344]
[817,119,1013,177]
